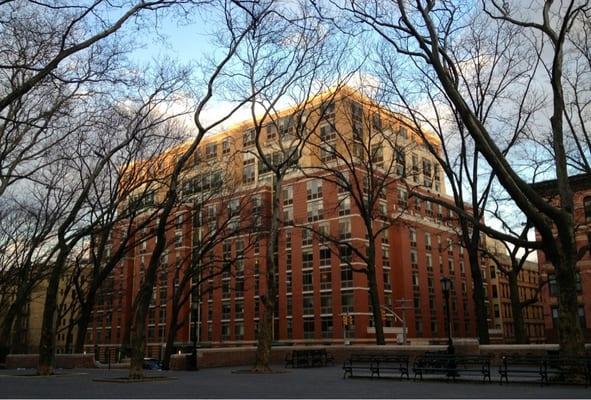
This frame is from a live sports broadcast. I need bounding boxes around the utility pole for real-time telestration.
[381,298,412,345]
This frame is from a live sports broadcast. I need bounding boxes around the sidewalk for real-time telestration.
[0,365,589,398]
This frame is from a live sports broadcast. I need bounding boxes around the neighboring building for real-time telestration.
[87,86,491,357]
[532,173,591,342]
[483,238,545,344]
[9,267,82,354]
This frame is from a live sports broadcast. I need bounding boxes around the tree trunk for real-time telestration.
[0,303,18,353]
[10,309,27,354]
[556,252,584,357]
[161,304,179,371]
[366,240,385,345]
[128,283,153,379]
[253,174,280,372]
[468,250,490,344]
[37,255,64,375]
[74,300,94,353]
[65,321,74,354]
[507,271,528,344]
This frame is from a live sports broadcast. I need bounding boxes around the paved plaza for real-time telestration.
[0,365,590,398]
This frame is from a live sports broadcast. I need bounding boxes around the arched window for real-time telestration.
[584,196,591,223]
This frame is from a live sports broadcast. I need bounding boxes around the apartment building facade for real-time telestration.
[533,173,591,342]
[87,87,492,358]
[483,238,545,343]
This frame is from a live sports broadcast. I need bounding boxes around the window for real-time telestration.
[283,207,293,225]
[286,271,292,293]
[379,202,388,220]
[422,158,432,187]
[282,186,293,205]
[339,220,351,240]
[205,142,217,159]
[398,126,408,139]
[302,228,313,246]
[434,166,441,191]
[222,137,231,154]
[319,124,336,141]
[303,295,314,315]
[222,302,231,320]
[410,250,418,268]
[319,247,331,266]
[337,172,348,193]
[382,227,389,244]
[266,124,276,141]
[322,101,335,120]
[340,245,352,264]
[371,144,383,164]
[234,322,244,340]
[303,270,313,291]
[372,113,382,130]
[242,154,256,184]
[397,189,408,207]
[341,266,353,288]
[351,101,363,122]
[383,269,391,290]
[584,196,591,222]
[425,201,433,216]
[321,316,333,338]
[235,301,244,319]
[409,228,417,247]
[320,293,332,314]
[307,201,323,222]
[307,179,322,200]
[320,269,332,290]
[303,317,315,339]
[302,251,313,269]
[424,232,432,250]
[318,223,329,243]
[339,197,351,216]
[448,259,455,273]
[395,146,406,176]
[320,142,336,162]
[243,129,255,147]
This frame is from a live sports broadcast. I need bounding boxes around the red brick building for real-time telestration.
[533,173,591,342]
[87,87,492,359]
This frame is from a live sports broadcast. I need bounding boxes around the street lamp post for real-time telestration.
[440,275,454,354]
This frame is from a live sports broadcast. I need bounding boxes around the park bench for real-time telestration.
[498,355,549,385]
[285,349,334,368]
[499,355,591,386]
[546,356,591,387]
[342,354,375,378]
[343,353,409,380]
[372,354,410,379]
[413,353,491,383]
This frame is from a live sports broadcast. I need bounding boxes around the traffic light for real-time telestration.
[347,315,353,326]
[342,315,348,327]
[381,309,387,322]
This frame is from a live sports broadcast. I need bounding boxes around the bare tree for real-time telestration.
[159,165,258,370]
[298,86,418,344]
[231,1,351,370]
[0,1,202,199]
[0,178,67,357]
[328,0,589,356]
[124,2,281,379]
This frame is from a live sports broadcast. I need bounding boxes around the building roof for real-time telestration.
[530,173,591,196]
